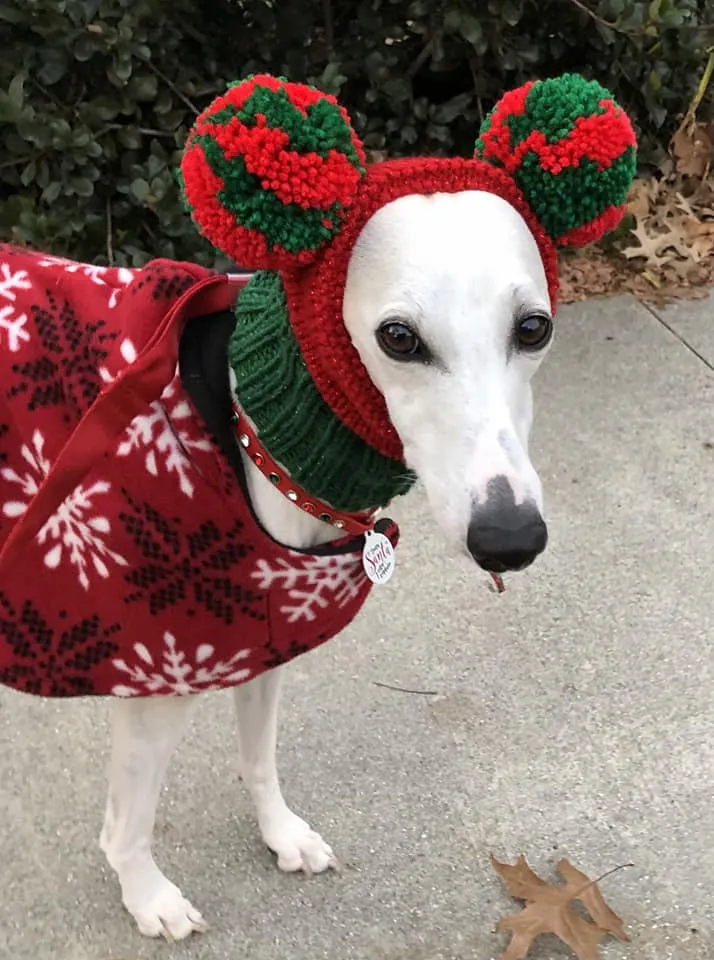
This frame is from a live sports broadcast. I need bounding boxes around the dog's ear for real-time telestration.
[179,74,366,270]
[475,74,637,248]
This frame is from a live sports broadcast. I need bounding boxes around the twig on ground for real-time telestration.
[373,680,438,695]
[569,862,635,902]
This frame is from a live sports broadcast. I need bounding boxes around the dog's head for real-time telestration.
[181,74,636,572]
[342,187,552,572]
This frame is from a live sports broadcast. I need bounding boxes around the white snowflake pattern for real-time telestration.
[0,262,32,302]
[114,378,212,498]
[111,631,253,696]
[0,261,32,352]
[1,429,49,516]
[250,552,365,623]
[36,255,135,308]
[98,336,137,384]
[0,429,127,590]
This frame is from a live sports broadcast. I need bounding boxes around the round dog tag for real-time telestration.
[362,530,395,585]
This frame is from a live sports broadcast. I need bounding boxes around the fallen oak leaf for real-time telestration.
[491,854,632,960]
[556,859,630,942]
[621,212,701,267]
[675,191,698,219]
[660,214,705,259]
[496,902,604,960]
[691,234,714,262]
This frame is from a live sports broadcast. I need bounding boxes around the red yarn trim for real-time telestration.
[507,99,636,174]
[284,80,338,113]
[479,93,636,176]
[283,157,559,463]
[202,75,355,128]
[479,81,534,164]
[194,114,361,210]
[193,114,290,161]
[183,143,318,268]
[207,74,286,117]
[183,76,367,269]
[181,143,239,252]
[224,77,366,168]
[556,202,626,247]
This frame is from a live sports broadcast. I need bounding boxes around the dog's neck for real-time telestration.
[226,271,416,548]
[240,448,340,548]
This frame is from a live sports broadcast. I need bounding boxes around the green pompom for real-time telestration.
[180,74,366,269]
[475,74,637,246]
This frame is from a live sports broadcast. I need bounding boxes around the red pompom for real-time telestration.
[180,75,366,270]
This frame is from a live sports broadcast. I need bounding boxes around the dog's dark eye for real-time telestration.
[377,320,422,361]
[514,313,553,352]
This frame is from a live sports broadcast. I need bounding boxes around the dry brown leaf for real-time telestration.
[561,160,714,304]
[622,217,675,268]
[626,177,652,219]
[670,121,713,180]
[491,854,630,960]
[558,243,713,306]
[664,215,703,259]
[675,191,697,219]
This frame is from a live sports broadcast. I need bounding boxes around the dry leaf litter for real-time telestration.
[560,83,713,307]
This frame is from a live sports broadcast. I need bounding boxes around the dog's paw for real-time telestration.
[262,810,339,874]
[121,868,207,940]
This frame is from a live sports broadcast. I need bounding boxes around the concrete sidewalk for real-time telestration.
[1,292,713,960]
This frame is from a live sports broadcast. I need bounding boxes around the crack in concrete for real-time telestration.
[642,299,714,373]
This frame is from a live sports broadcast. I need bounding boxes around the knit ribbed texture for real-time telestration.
[229,270,416,513]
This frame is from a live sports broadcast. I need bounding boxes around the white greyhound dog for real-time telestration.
[0,72,636,938]
[101,189,553,938]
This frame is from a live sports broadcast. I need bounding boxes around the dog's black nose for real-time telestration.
[467,479,547,573]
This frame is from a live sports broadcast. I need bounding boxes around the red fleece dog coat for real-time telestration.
[0,245,397,698]
[0,75,637,698]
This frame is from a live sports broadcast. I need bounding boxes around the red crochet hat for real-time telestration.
[180,73,637,463]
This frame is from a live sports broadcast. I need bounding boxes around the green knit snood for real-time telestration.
[228,271,416,514]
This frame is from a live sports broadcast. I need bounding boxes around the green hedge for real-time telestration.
[0,0,710,266]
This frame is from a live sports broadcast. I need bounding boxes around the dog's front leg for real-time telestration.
[100,696,207,940]
[233,665,338,874]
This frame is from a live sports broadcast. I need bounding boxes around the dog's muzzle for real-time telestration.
[467,477,548,573]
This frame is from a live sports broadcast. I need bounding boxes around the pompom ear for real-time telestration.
[475,74,637,248]
[179,74,366,270]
